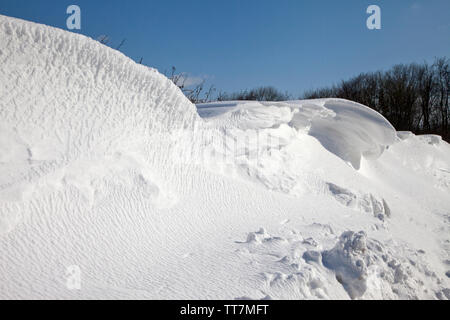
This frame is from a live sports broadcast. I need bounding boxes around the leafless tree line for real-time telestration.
[216,86,291,102]
[98,35,448,140]
[166,67,216,104]
[303,57,450,140]
[167,68,290,103]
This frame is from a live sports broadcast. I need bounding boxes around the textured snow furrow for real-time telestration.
[0,15,199,138]
[0,15,201,210]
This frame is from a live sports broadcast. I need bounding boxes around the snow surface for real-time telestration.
[1,15,449,300]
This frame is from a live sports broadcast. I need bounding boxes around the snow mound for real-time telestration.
[196,100,397,202]
[198,99,397,170]
[0,15,199,206]
[305,99,396,169]
[1,15,449,300]
[0,14,199,164]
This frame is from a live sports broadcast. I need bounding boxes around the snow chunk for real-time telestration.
[322,231,369,299]
[397,131,415,140]
[302,250,322,264]
[418,135,443,146]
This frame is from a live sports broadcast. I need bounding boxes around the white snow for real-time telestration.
[198,99,397,170]
[0,15,449,300]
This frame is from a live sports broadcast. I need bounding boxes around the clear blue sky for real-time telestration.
[1,0,449,96]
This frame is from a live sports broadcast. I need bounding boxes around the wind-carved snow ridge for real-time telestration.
[0,15,200,211]
[304,99,397,170]
[196,99,397,207]
[198,99,397,171]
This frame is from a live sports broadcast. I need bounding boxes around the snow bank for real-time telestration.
[1,15,449,300]
[0,15,199,205]
[304,99,397,169]
[198,99,397,169]
[0,14,199,159]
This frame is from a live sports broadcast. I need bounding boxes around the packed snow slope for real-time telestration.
[1,15,449,300]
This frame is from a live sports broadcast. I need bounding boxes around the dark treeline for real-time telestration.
[104,36,449,139]
[164,57,449,140]
[303,57,450,140]
[216,86,291,102]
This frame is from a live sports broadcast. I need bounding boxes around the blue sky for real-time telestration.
[1,0,449,96]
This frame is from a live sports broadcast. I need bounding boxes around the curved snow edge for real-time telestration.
[0,14,199,137]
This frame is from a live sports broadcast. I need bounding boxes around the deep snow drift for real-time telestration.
[0,15,449,300]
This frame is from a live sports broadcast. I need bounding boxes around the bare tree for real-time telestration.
[434,58,449,138]
[167,67,216,104]
[116,38,126,51]
[218,86,291,102]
